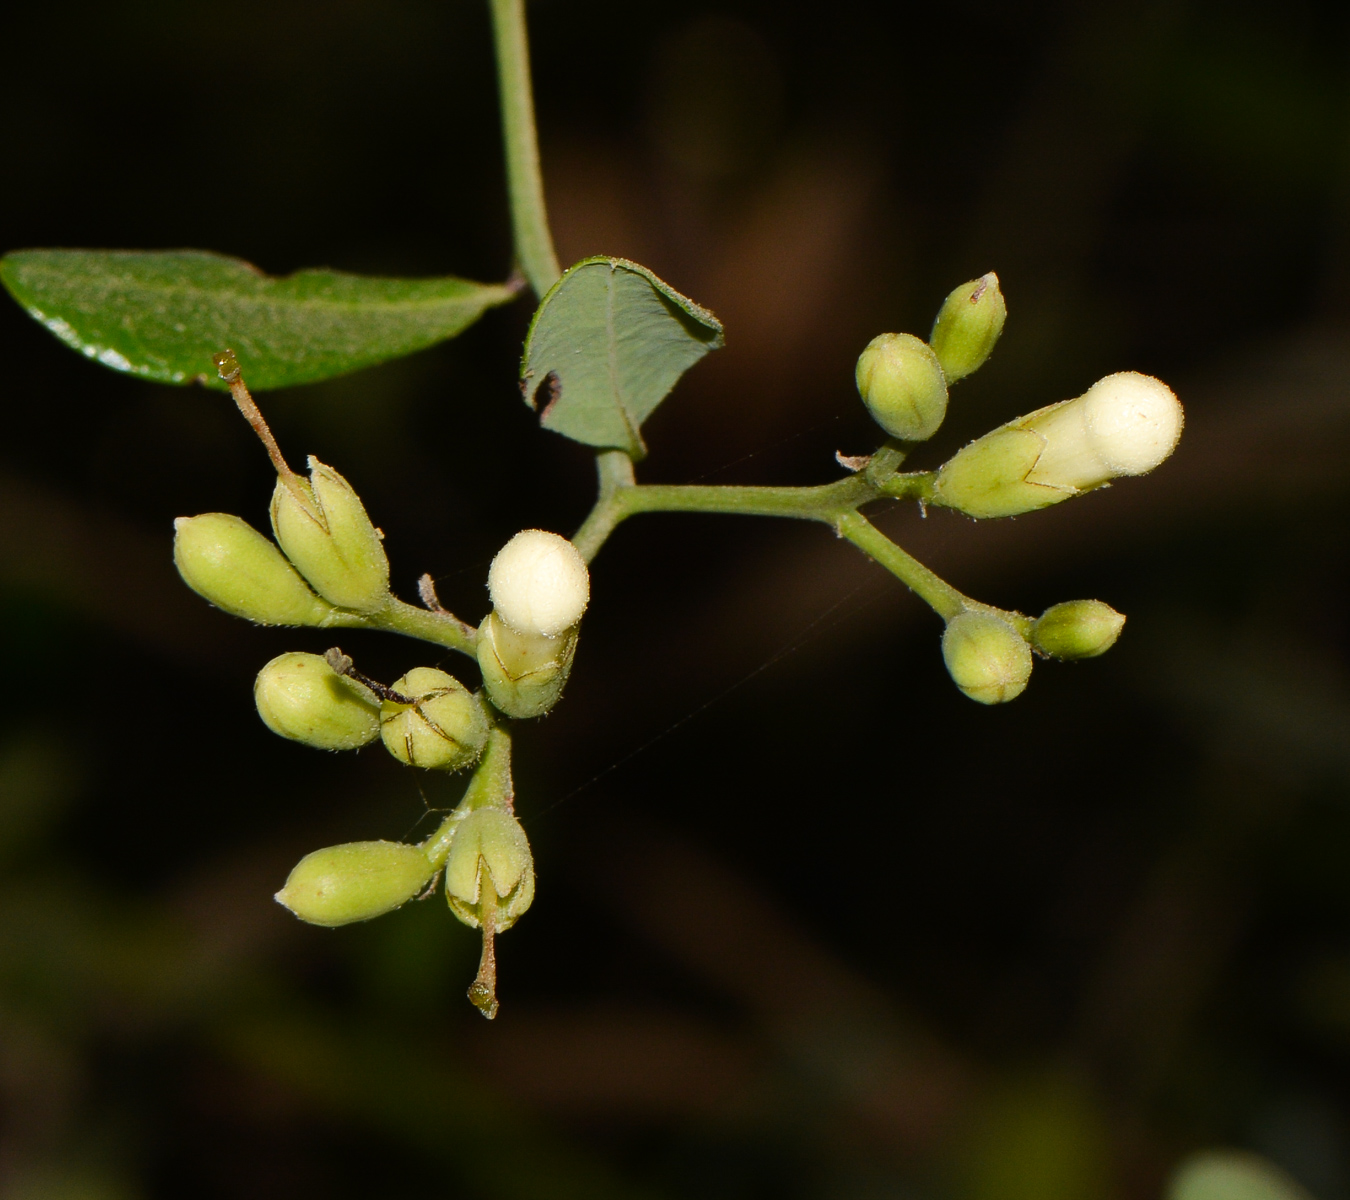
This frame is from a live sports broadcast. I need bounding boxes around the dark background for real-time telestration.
[4,1,1350,1197]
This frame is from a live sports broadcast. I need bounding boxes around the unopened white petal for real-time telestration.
[1081,372,1183,476]
[488,529,590,637]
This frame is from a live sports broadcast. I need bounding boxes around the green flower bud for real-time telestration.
[929,273,1007,383]
[932,371,1183,518]
[476,610,577,719]
[380,667,489,771]
[270,457,390,613]
[275,840,435,927]
[488,529,590,637]
[173,512,337,626]
[255,651,381,749]
[444,807,535,933]
[854,332,949,442]
[942,611,1032,704]
[1032,600,1125,660]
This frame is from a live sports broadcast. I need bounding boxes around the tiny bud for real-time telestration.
[928,273,1007,383]
[255,651,381,750]
[476,610,577,718]
[380,667,489,771]
[271,457,390,613]
[1032,600,1125,660]
[443,807,535,932]
[213,348,241,381]
[487,529,590,637]
[932,371,1183,518]
[275,840,435,927]
[854,332,949,442]
[174,513,336,626]
[942,611,1032,704]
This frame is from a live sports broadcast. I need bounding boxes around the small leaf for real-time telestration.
[0,249,518,391]
[519,257,724,457]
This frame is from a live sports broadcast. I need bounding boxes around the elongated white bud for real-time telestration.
[933,371,1183,519]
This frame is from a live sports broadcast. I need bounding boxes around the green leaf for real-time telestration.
[519,256,724,457]
[0,249,518,391]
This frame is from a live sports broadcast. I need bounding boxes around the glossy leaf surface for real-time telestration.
[519,257,724,456]
[0,249,517,391]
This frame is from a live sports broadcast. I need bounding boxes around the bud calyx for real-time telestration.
[942,611,1033,704]
[1032,600,1125,660]
[380,667,489,771]
[271,458,390,613]
[477,611,578,718]
[929,273,1007,383]
[255,651,381,749]
[275,840,435,926]
[855,332,949,442]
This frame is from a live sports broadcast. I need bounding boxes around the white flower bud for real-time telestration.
[933,371,1183,519]
[487,529,590,637]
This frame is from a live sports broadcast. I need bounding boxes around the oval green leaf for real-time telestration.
[0,249,518,391]
[519,257,724,457]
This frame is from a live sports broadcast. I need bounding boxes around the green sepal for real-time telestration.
[0,249,515,391]
[444,807,535,933]
[519,257,724,458]
[271,459,390,614]
[476,611,576,718]
[931,426,1056,519]
[380,668,490,771]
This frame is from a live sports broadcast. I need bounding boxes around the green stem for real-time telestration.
[366,597,478,657]
[488,0,561,297]
[571,455,933,563]
[420,726,514,867]
[834,511,971,621]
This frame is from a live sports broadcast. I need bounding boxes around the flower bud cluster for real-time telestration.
[174,456,390,622]
[853,274,1006,444]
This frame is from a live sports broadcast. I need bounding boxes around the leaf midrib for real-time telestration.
[13,270,511,319]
